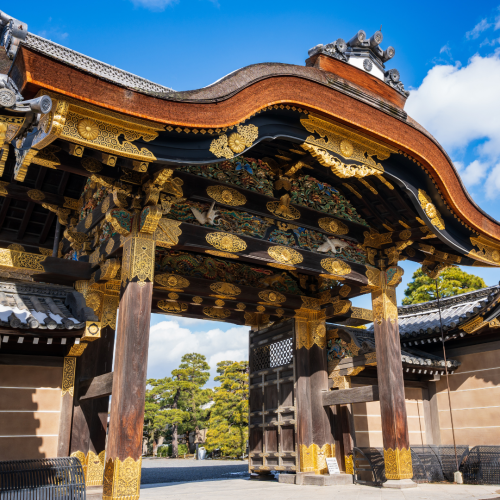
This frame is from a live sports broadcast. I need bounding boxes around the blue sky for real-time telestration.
[16,1,500,383]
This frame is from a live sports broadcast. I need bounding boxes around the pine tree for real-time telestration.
[402,267,486,305]
[205,360,249,458]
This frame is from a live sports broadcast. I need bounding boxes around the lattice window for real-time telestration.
[252,338,292,372]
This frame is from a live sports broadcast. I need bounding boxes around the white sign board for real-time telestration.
[326,457,340,475]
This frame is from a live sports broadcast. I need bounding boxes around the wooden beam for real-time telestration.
[17,201,35,240]
[323,386,379,406]
[0,197,11,230]
[39,211,56,245]
[0,182,77,211]
[78,372,114,401]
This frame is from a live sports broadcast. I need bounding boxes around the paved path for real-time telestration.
[140,458,248,485]
[141,478,500,500]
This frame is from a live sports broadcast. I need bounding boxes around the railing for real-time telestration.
[0,457,86,500]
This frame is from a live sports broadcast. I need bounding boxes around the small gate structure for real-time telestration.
[0,457,86,500]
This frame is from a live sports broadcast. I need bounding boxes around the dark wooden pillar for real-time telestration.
[57,356,76,456]
[339,405,354,474]
[70,324,115,485]
[371,266,413,483]
[295,306,334,476]
[104,233,154,500]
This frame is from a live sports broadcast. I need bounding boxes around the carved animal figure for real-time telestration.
[190,202,219,225]
[317,237,351,254]
[260,273,287,288]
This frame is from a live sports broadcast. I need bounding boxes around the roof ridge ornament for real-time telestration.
[308,29,409,98]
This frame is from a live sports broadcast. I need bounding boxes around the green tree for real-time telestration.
[144,353,211,457]
[205,360,249,458]
[402,267,486,305]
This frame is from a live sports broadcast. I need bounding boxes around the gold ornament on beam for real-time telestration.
[158,300,189,314]
[267,246,303,266]
[258,290,286,304]
[81,157,103,173]
[418,189,445,230]
[206,185,247,206]
[205,250,239,259]
[320,258,351,276]
[318,217,349,235]
[27,189,45,201]
[192,296,203,304]
[206,232,247,253]
[203,307,231,319]
[209,124,259,159]
[155,273,190,291]
[210,282,241,297]
[154,219,182,248]
[61,357,76,397]
[266,194,300,220]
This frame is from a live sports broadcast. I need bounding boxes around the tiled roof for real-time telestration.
[22,33,174,94]
[0,281,92,330]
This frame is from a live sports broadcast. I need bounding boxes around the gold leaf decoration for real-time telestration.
[155,273,190,290]
[320,258,351,276]
[203,307,231,319]
[205,250,239,259]
[67,343,87,357]
[101,196,111,214]
[210,282,241,296]
[318,217,349,235]
[81,156,102,173]
[384,448,413,480]
[192,296,203,304]
[215,299,225,307]
[105,238,115,255]
[418,189,445,230]
[158,300,188,314]
[85,213,93,229]
[39,247,53,256]
[168,292,179,300]
[61,357,76,397]
[258,290,286,304]
[7,244,25,251]
[78,118,100,140]
[154,219,182,248]
[266,194,300,220]
[267,246,303,266]
[206,185,247,206]
[256,305,266,312]
[103,457,141,500]
[27,189,45,201]
[206,232,247,253]
[236,303,246,310]
[209,124,259,159]
[275,308,284,317]
[268,263,296,270]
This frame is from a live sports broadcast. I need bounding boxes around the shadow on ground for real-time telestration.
[141,464,249,484]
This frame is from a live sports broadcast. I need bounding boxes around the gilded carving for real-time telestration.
[236,303,246,310]
[0,180,8,196]
[256,305,266,312]
[106,209,132,236]
[206,185,247,206]
[205,250,239,259]
[158,300,189,314]
[27,189,45,201]
[100,259,121,281]
[384,448,413,480]
[345,455,354,475]
[209,124,258,159]
[82,321,102,342]
[244,311,271,328]
[418,189,445,230]
[266,194,300,220]
[214,299,225,307]
[85,213,93,230]
[139,205,163,234]
[210,282,241,297]
[302,143,384,178]
[295,307,326,349]
[154,219,182,248]
[339,285,351,298]
[320,258,351,276]
[103,457,142,500]
[275,308,284,317]
[461,316,486,334]
[102,295,119,330]
[0,249,46,271]
[86,451,106,487]
[67,343,87,357]
[363,230,392,248]
[203,307,231,319]
[267,246,303,266]
[301,114,396,169]
[206,232,247,253]
[258,290,286,304]
[299,443,335,474]
[351,307,373,321]
[192,296,203,304]
[468,235,500,266]
[61,357,76,397]
[121,237,155,287]
[155,273,190,290]
[318,217,349,235]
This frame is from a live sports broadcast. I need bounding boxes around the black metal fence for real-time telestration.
[352,445,500,485]
[0,457,86,500]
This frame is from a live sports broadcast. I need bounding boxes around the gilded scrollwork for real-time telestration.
[210,282,241,297]
[266,194,301,220]
[158,300,189,314]
[320,258,351,276]
[468,235,500,266]
[67,343,87,357]
[203,307,231,319]
[418,189,445,230]
[317,217,349,235]
[267,246,303,266]
[103,456,142,500]
[155,273,190,290]
[258,290,286,304]
[295,307,326,349]
[299,443,335,474]
[206,232,247,253]
[121,236,155,287]
[206,185,247,206]
[209,124,259,159]
[384,448,413,480]
[0,249,46,271]
[154,218,182,248]
[102,295,119,330]
[61,357,77,397]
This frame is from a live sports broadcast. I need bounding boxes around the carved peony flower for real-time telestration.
[77,118,100,141]
[228,133,246,153]
[425,202,437,219]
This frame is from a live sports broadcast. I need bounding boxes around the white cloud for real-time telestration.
[485,162,500,200]
[406,50,500,199]
[466,19,492,39]
[440,43,452,57]
[147,317,249,386]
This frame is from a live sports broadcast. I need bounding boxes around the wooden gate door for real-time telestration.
[248,319,297,473]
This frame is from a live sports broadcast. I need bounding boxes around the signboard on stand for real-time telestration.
[326,457,340,475]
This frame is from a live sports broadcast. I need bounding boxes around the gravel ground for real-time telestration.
[140,458,249,484]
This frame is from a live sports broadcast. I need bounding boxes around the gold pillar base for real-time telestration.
[103,457,142,500]
[384,448,413,480]
[345,454,354,475]
[299,444,335,474]
[71,450,106,486]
